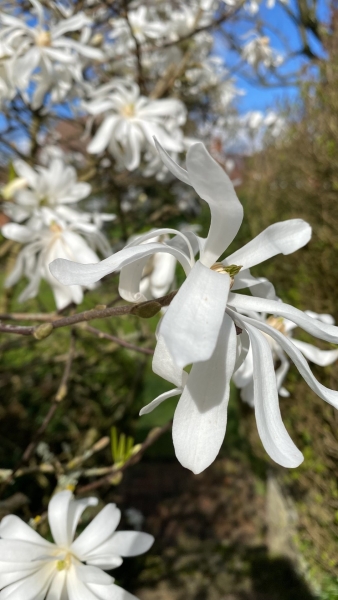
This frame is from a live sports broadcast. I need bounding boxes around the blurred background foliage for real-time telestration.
[1,12,338,600]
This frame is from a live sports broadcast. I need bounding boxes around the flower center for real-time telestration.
[121,103,135,118]
[35,30,51,47]
[266,316,286,335]
[56,552,72,571]
[49,222,62,234]
[210,263,242,288]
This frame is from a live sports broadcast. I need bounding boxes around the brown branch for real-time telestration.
[123,4,146,93]
[77,419,173,494]
[0,291,177,337]
[83,324,154,355]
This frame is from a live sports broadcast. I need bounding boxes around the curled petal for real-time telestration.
[49,243,191,287]
[226,220,311,269]
[186,143,243,267]
[241,314,338,409]
[228,294,338,344]
[241,320,303,468]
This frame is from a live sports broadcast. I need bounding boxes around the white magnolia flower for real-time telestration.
[48,141,338,475]
[241,35,283,69]
[0,0,103,104]
[2,210,108,309]
[85,81,186,172]
[3,157,92,224]
[110,6,168,48]
[0,490,154,600]
[233,311,338,405]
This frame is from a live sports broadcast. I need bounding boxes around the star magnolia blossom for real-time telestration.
[0,490,154,600]
[241,35,283,69]
[85,81,186,171]
[233,311,338,405]
[2,210,108,309]
[48,140,338,474]
[3,158,92,223]
[0,0,103,106]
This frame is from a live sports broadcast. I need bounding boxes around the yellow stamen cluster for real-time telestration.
[50,222,63,234]
[210,263,242,288]
[56,553,71,571]
[35,30,51,47]
[121,104,135,118]
[266,316,286,335]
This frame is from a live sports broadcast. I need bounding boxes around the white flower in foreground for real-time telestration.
[2,211,108,309]
[233,311,338,405]
[48,141,338,475]
[0,490,154,600]
[85,81,186,171]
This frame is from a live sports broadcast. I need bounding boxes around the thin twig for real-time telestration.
[0,291,177,337]
[77,419,173,494]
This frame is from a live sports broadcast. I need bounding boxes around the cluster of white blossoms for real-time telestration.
[0,0,104,109]
[84,80,187,173]
[50,140,338,475]
[1,156,114,309]
[241,34,283,69]
[0,490,153,600]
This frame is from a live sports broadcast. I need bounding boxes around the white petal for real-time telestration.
[186,143,243,267]
[242,320,303,467]
[0,563,54,600]
[228,294,338,344]
[225,220,311,269]
[232,269,277,300]
[66,566,99,600]
[154,138,191,185]
[46,570,66,600]
[84,556,122,571]
[119,257,149,303]
[159,261,230,369]
[75,564,113,585]
[87,583,138,600]
[241,315,338,409]
[140,388,182,416]
[305,311,335,325]
[0,540,51,562]
[0,516,52,547]
[291,339,338,366]
[87,116,119,154]
[97,531,154,557]
[49,243,191,287]
[1,224,34,243]
[173,313,237,474]
[67,497,99,544]
[13,159,37,187]
[152,334,188,388]
[48,490,74,546]
[71,505,121,559]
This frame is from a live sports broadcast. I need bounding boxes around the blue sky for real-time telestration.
[218,0,330,113]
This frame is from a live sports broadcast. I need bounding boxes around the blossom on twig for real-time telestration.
[0,490,153,599]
